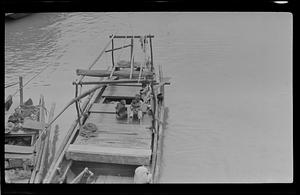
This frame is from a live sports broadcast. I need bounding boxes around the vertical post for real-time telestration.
[19,76,23,105]
[149,37,154,72]
[130,38,134,79]
[111,38,115,68]
[130,38,133,63]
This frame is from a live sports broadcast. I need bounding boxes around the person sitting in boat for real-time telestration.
[129,95,143,120]
[115,100,127,120]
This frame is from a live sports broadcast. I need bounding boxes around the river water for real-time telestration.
[5,12,292,183]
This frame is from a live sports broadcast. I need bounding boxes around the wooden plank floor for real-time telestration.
[75,112,152,149]
[86,111,152,126]
[102,85,141,98]
[68,100,153,164]
[95,175,133,183]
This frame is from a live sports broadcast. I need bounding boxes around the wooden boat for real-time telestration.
[5,13,30,19]
[43,34,170,183]
[4,77,56,183]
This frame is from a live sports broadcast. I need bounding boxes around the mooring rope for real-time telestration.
[5,82,19,88]
[10,63,52,97]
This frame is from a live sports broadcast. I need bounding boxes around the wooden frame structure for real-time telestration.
[43,34,169,183]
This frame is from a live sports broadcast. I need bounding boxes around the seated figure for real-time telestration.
[129,95,143,120]
[115,100,127,120]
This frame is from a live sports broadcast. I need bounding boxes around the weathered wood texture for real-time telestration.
[89,103,116,114]
[23,119,47,131]
[96,175,133,183]
[102,85,141,98]
[73,112,152,149]
[76,69,153,78]
[5,153,33,159]
[86,112,152,129]
[71,161,137,177]
[5,145,34,154]
[66,145,151,165]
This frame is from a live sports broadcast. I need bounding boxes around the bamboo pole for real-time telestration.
[109,35,154,39]
[78,34,115,83]
[130,38,134,79]
[153,65,165,183]
[43,72,111,183]
[78,79,153,86]
[58,160,73,183]
[105,44,132,53]
[149,37,154,72]
[19,76,23,105]
[42,96,90,183]
[70,167,93,184]
[34,102,56,183]
[76,69,154,78]
[29,95,45,183]
[111,39,115,68]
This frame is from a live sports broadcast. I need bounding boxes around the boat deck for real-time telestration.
[66,84,153,166]
[95,175,133,183]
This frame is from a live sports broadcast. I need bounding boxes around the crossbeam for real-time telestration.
[77,79,154,85]
[105,44,132,53]
[109,35,154,39]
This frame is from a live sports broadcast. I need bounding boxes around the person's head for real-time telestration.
[131,99,137,104]
[135,94,141,100]
[121,100,126,105]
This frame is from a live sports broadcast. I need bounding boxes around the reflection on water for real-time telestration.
[5,12,292,183]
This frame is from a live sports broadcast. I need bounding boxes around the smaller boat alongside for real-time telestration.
[4,77,56,183]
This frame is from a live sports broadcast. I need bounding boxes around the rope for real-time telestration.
[11,63,52,97]
[5,82,19,88]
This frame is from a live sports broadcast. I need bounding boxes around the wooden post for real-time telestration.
[149,37,154,72]
[111,39,115,68]
[19,76,23,105]
[130,38,133,63]
[129,38,134,79]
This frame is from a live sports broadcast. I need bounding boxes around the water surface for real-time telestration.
[5,12,292,183]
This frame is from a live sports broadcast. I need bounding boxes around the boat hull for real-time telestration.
[6,13,30,19]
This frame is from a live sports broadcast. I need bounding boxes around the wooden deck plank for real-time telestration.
[76,69,153,79]
[5,153,33,159]
[75,136,151,149]
[22,118,47,131]
[78,129,151,139]
[104,175,133,183]
[89,103,116,114]
[102,85,141,98]
[86,112,152,126]
[73,111,153,150]
[71,161,137,177]
[95,175,107,183]
[81,120,152,137]
[66,145,151,165]
[5,144,34,154]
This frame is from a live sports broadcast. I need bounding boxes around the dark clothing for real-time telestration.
[116,102,127,119]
